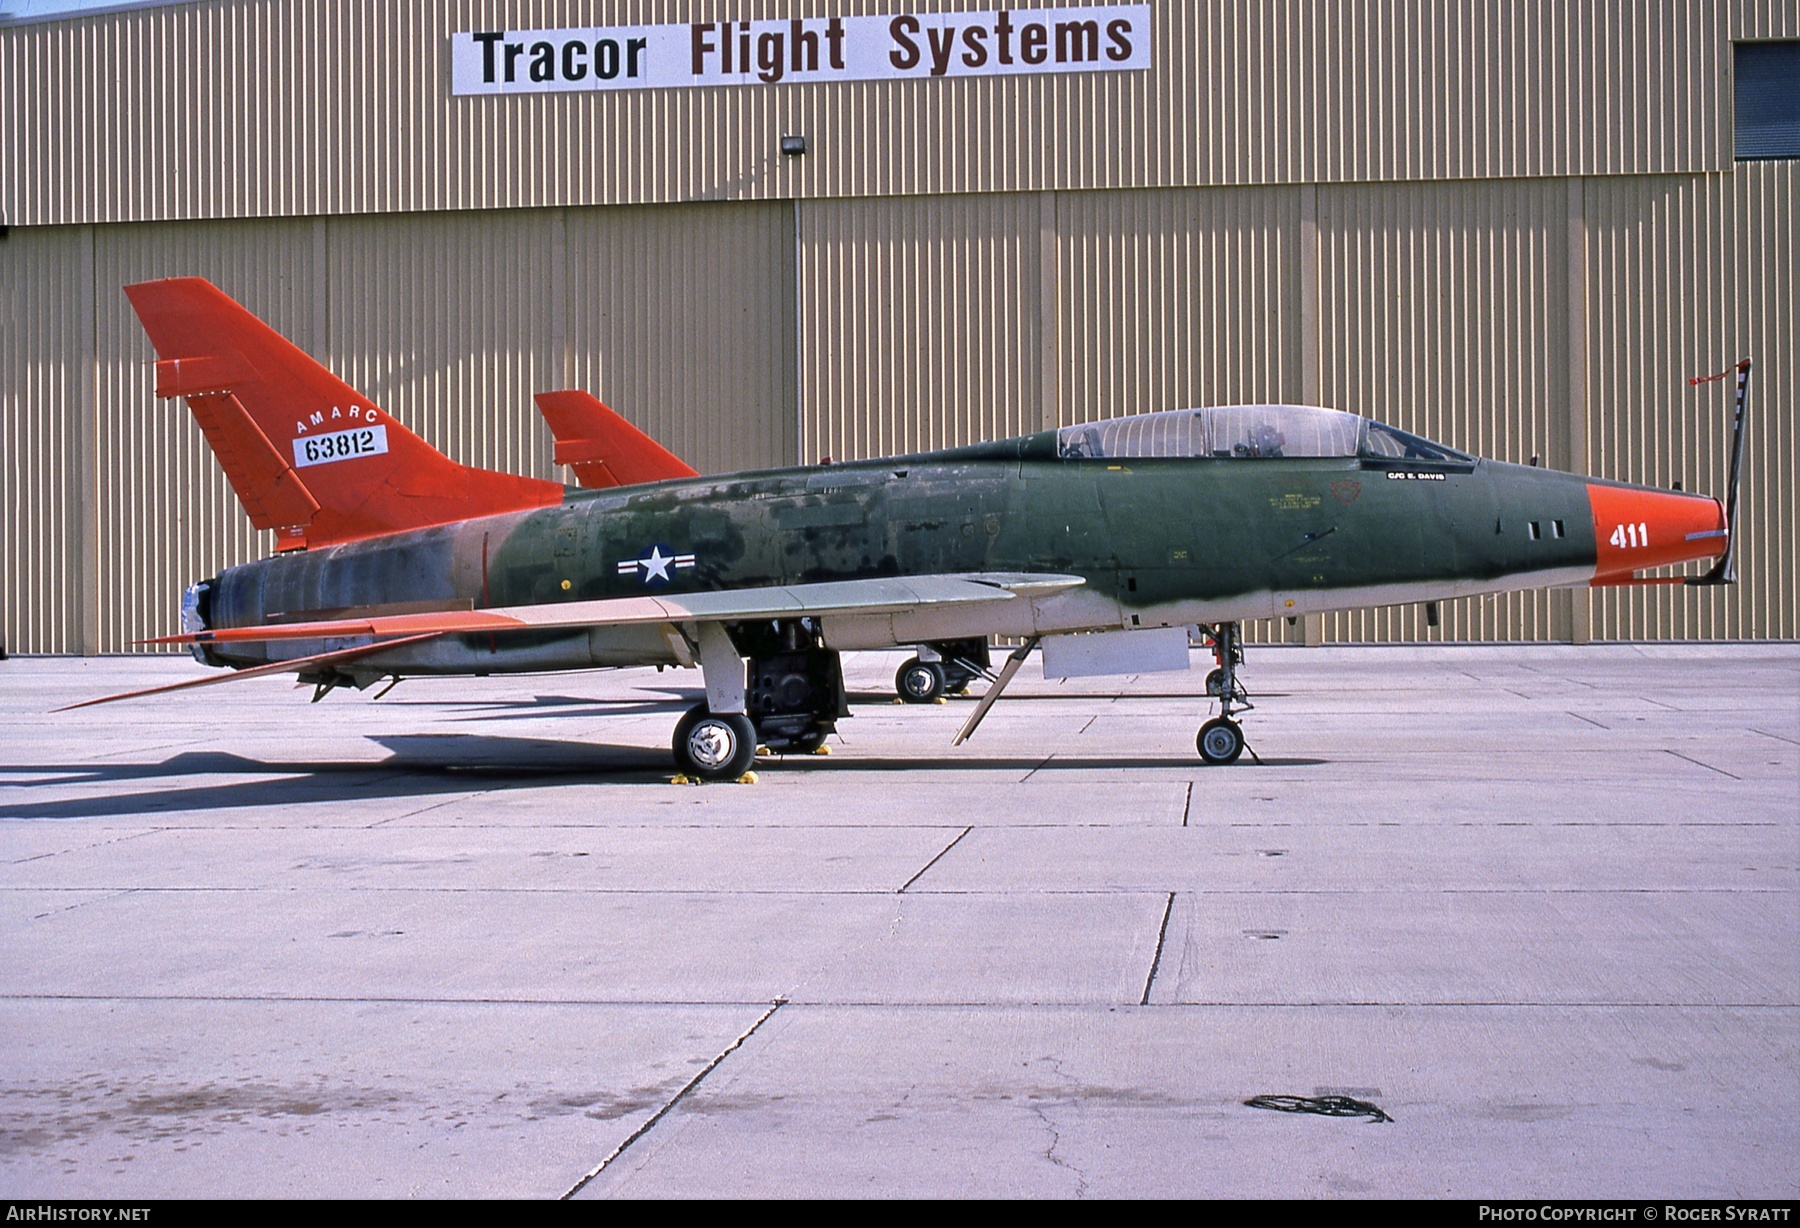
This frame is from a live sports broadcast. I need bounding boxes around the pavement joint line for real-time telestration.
[1140,891,1176,1006]
[1019,752,1057,783]
[897,826,974,893]
[17,817,1781,831]
[1664,748,1743,779]
[1568,711,1610,729]
[2,993,1793,1010]
[1748,727,1800,746]
[1181,781,1194,826]
[8,828,163,867]
[368,789,500,827]
[1522,664,1600,689]
[5,885,1792,896]
[561,998,786,1199]
[27,887,139,921]
[84,740,187,762]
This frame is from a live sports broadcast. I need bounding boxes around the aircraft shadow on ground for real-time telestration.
[846,690,1292,704]
[371,687,1289,715]
[769,755,1327,773]
[0,738,665,820]
[0,733,1328,819]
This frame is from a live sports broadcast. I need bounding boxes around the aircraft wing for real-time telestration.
[142,572,1086,648]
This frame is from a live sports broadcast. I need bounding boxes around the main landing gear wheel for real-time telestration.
[673,704,757,780]
[785,728,829,754]
[1197,717,1245,765]
[896,658,947,704]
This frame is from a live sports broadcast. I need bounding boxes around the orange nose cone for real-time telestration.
[1587,483,1727,579]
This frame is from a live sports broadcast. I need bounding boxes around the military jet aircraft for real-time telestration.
[73,277,1747,780]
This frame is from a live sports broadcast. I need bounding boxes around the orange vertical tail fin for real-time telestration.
[533,389,698,489]
[125,278,564,549]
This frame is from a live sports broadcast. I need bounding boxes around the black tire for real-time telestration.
[1205,667,1227,697]
[896,657,947,704]
[1197,717,1244,765]
[673,704,757,780]
[786,728,828,754]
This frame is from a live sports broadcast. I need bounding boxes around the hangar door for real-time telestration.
[1,200,798,653]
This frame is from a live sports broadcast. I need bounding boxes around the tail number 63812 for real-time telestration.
[1609,522,1650,549]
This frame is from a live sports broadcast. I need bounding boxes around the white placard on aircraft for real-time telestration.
[293,425,389,468]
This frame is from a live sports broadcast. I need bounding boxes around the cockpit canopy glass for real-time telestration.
[1054,405,1472,464]
[1357,420,1474,463]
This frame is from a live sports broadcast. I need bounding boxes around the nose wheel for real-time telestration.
[1196,622,1255,766]
[1197,717,1244,764]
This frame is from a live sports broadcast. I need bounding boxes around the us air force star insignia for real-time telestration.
[615,545,697,585]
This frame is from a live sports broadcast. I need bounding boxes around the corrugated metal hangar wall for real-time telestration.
[1,0,1794,653]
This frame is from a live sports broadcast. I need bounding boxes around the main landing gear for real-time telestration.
[671,619,847,780]
[895,639,992,703]
[673,706,757,780]
[1196,622,1253,765]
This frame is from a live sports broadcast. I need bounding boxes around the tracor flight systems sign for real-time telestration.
[450,6,1152,95]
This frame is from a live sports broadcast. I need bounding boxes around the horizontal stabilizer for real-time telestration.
[155,351,257,397]
[534,390,698,489]
[55,633,443,711]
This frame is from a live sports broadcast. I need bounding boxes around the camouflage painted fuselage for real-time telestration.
[196,428,1613,675]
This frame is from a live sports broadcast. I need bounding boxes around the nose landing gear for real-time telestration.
[1196,622,1254,765]
[1197,717,1244,764]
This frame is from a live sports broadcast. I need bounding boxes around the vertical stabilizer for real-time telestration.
[125,278,564,549]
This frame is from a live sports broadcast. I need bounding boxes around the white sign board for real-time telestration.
[451,7,1151,95]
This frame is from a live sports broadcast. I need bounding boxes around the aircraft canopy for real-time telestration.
[1055,405,1471,463]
